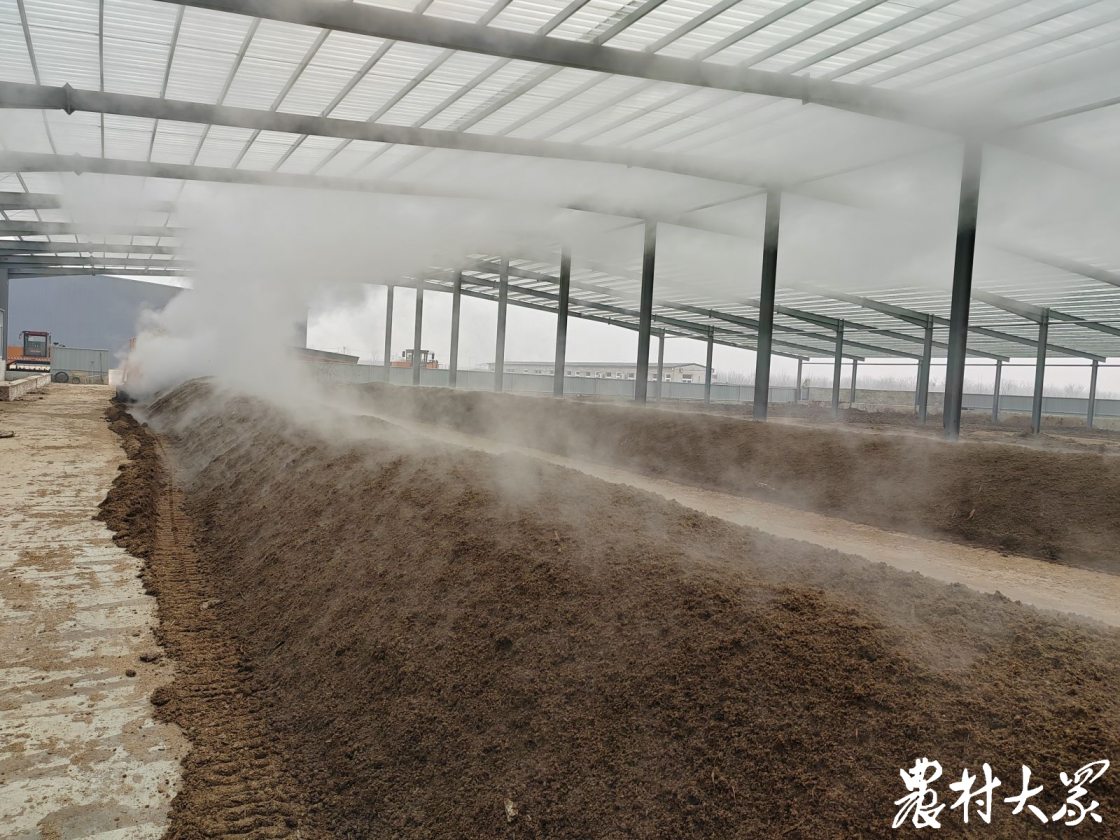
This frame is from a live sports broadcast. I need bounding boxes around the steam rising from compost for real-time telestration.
[114,186,581,399]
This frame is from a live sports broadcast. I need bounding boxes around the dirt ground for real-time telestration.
[99,380,1120,838]
[0,385,184,838]
[352,383,1120,576]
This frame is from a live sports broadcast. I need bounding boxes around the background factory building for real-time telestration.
[485,360,710,383]
[4,274,181,362]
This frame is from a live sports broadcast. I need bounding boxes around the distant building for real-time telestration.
[483,360,710,384]
[7,274,181,361]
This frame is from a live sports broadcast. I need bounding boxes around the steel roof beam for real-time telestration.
[467,258,865,359]
[0,255,189,268]
[151,0,934,128]
[0,220,180,237]
[975,290,1120,340]
[5,151,1118,316]
[0,191,179,213]
[0,241,180,255]
[7,267,188,277]
[507,255,907,358]
[821,290,1106,361]
[413,271,808,358]
[0,81,775,188]
[972,290,1046,323]
[999,244,1120,290]
[0,152,744,233]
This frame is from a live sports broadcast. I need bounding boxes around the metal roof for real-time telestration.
[2,0,1120,360]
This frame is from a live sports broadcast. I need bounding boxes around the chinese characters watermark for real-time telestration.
[894,758,1109,829]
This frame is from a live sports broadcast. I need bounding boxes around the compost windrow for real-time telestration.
[354,383,1120,574]
[105,380,1120,838]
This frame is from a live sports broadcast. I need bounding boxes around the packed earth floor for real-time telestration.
[6,381,1120,838]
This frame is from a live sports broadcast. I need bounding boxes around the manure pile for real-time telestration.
[105,381,1120,838]
[355,383,1120,575]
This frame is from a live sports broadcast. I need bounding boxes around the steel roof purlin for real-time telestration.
[4,0,1120,363]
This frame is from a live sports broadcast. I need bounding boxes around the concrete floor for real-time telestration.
[0,385,184,840]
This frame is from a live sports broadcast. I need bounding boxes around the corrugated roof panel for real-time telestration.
[311,139,386,176]
[278,31,390,116]
[43,110,100,156]
[275,135,344,174]
[0,22,37,84]
[310,29,388,72]
[327,41,447,121]
[356,143,432,178]
[175,5,256,55]
[193,124,256,168]
[489,0,572,34]
[919,20,1120,93]
[0,1,24,28]
[424,62,551,130]
[222,21,324,110]
[103,113,155,160]
[232,130,297,171]
[37,207,69,222]
[27,22,100,89]
[149,120,208,165]
[652,2,780,59]
[279,63,360,116]
[353,0,427,11]
[0,110,51,152]
[104,0,179,45]
[549,0,649,43]
[224,55,303,111]
[549,81,693,143]
[821,5,977,80]
[103,31,175,97]
[425,0,498,24]
[374,50,501,125]
[18,172,63,194]
[473,72,636,136]
[165,46,245,105]
[23,0,98,33]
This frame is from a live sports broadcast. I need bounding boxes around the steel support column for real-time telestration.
[831,321,845,418]
[634,221,657,404]
[794,358,802,404]
[0,267,8,365]
[704,329,715,404]
[411,286,424,386]
[917,316,933,424]
[752,188,781,420]
[449,271,462,388]
[383,285,394,382]
[655,330,665,401]
[553,246,571,398]
[1088,359,1099,428]
[295,309,308,349]
[849,359,858,407]
[494,257,510,392]
[1031,309,1049,434]
[992,359,1002,423]
[943,142,983,440]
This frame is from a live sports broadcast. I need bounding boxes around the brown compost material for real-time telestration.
[96,380,1120,838]
[355,383,1120,575]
